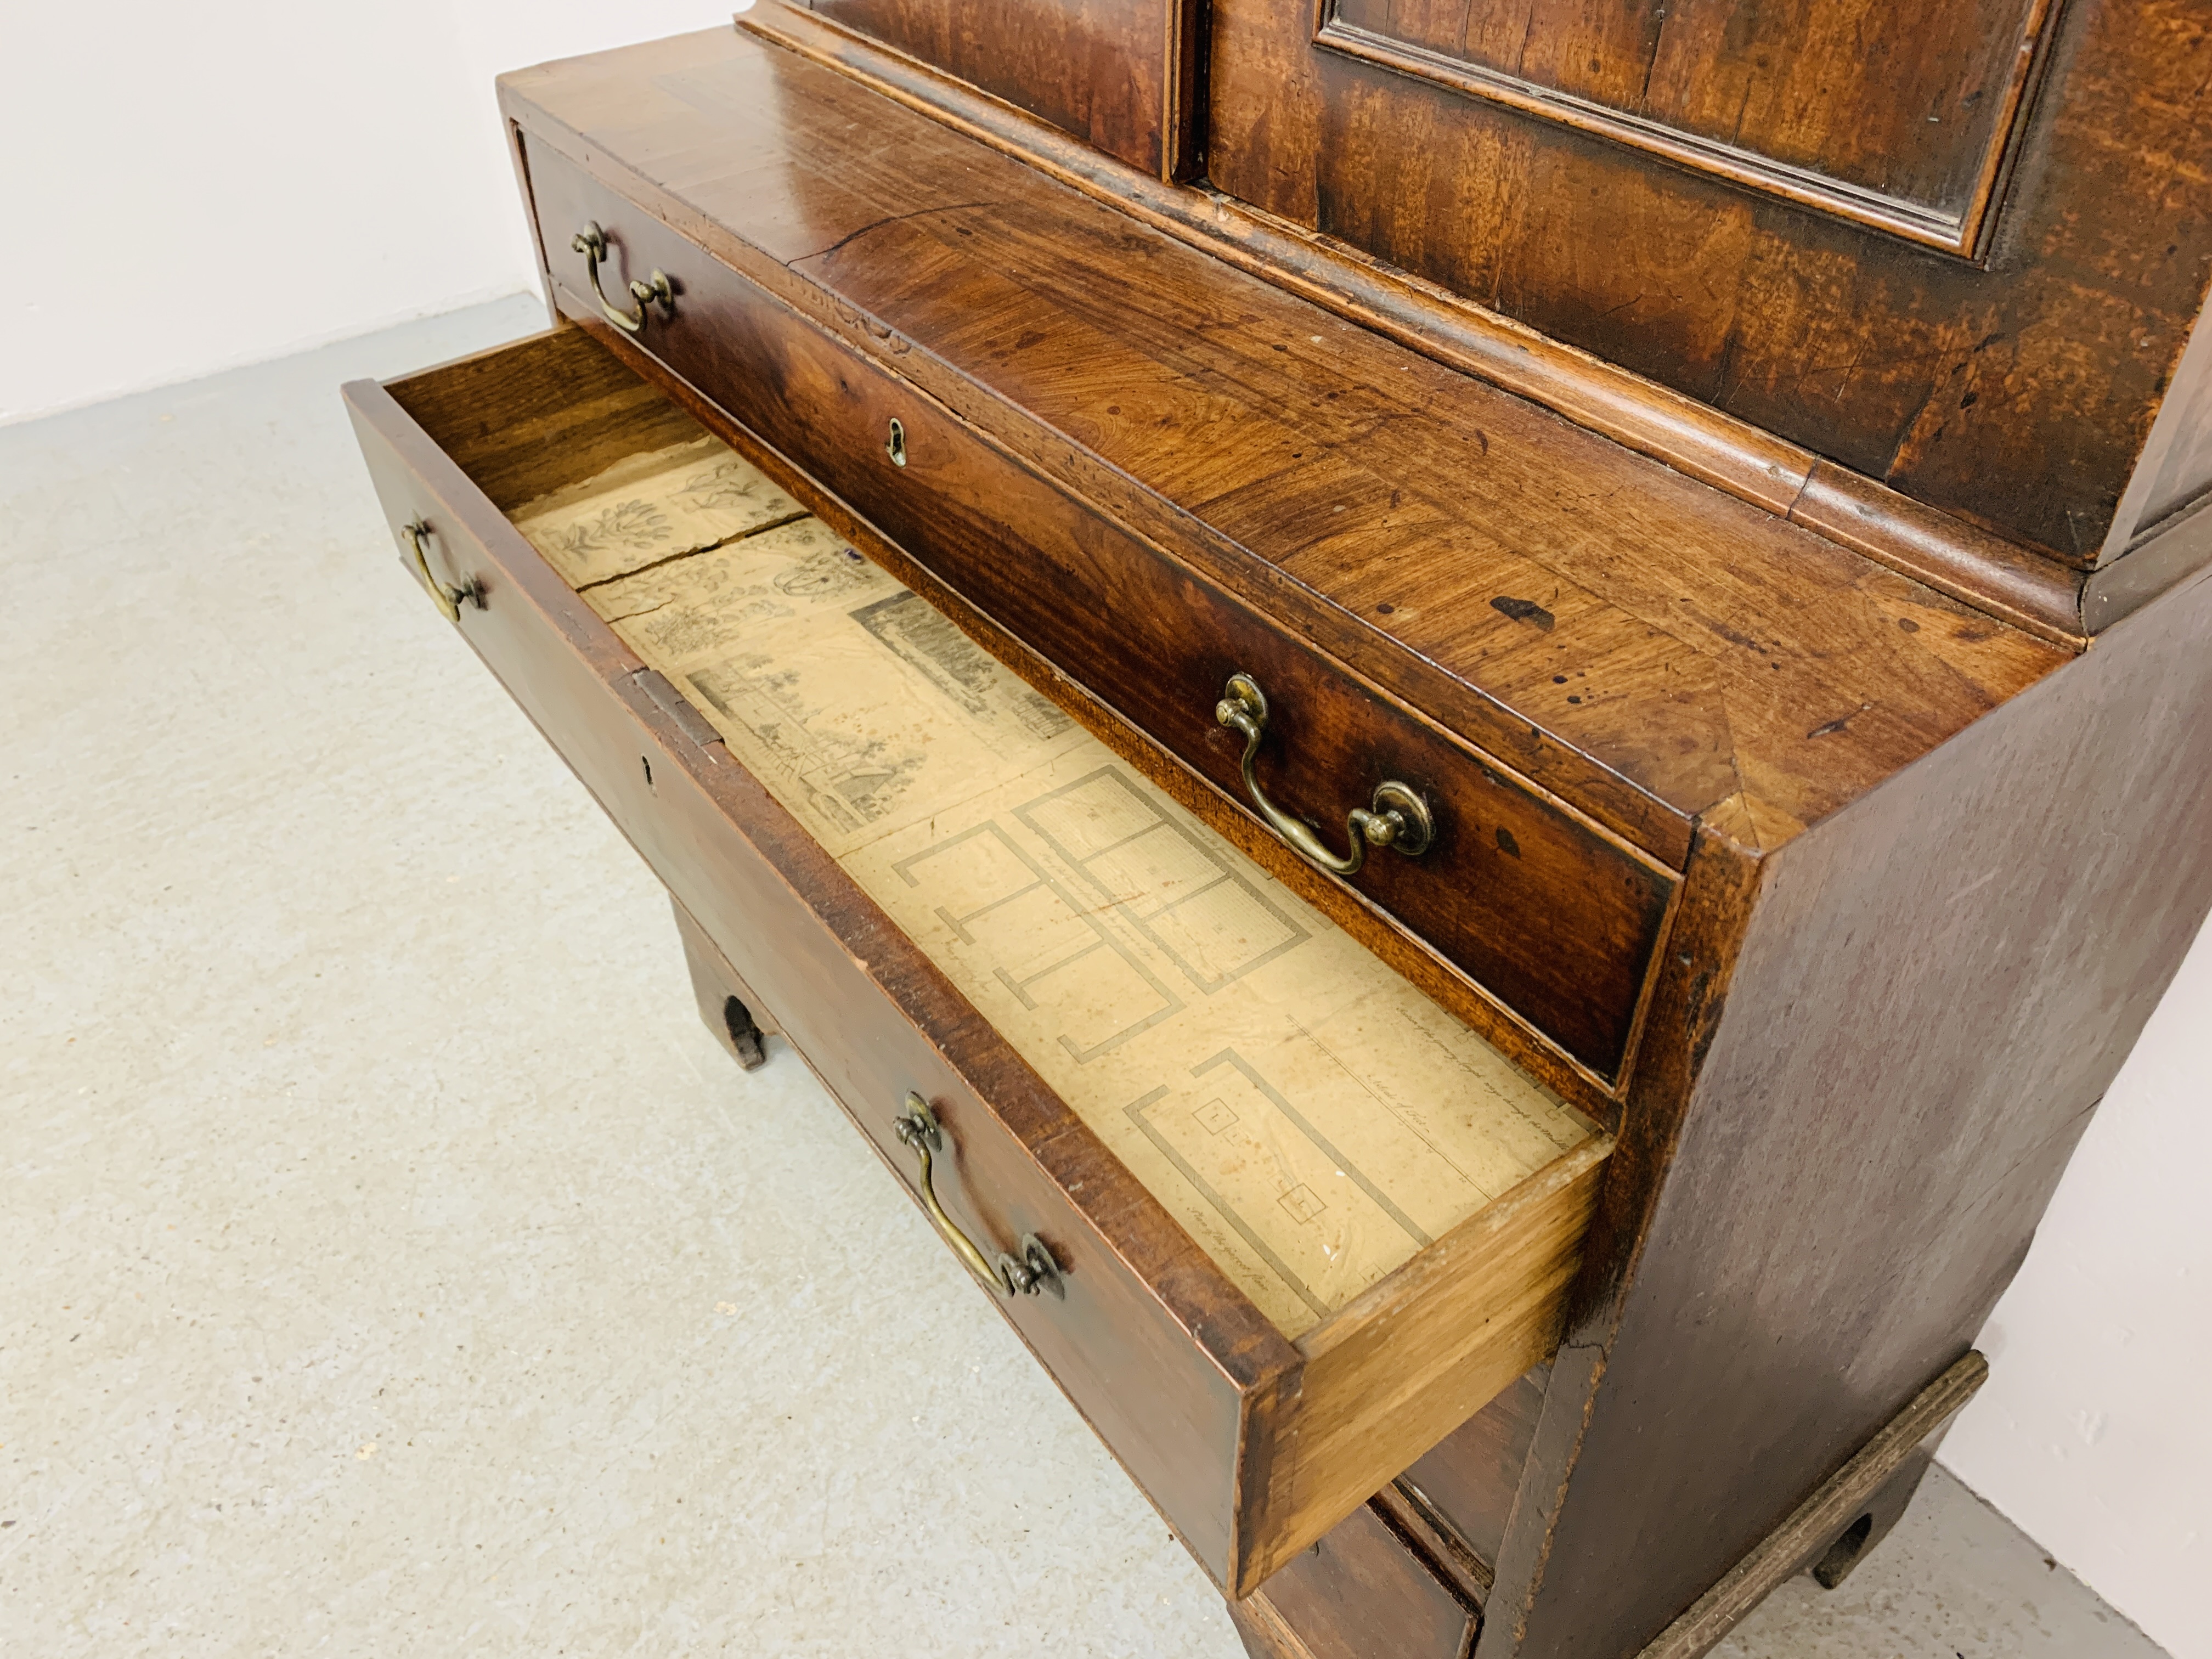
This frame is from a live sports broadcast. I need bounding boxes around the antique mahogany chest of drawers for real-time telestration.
[344,7,2212,1656]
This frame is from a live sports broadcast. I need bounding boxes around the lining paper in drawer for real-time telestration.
[517,442,1595,1338]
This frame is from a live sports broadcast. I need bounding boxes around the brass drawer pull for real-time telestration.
[571,222,675,335]
[403,520,482,622]
[1215,672,1434,877]
[894,1094,1064,1299]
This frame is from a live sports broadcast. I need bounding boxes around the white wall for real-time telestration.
[1,1,736,424]
[1945,906,2212,1659]
[6,7,2210,1654]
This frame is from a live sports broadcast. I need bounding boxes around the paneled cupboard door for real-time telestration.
[1206,0,2212,567]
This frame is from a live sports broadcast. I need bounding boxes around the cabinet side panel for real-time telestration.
[1481,567,2212,1656]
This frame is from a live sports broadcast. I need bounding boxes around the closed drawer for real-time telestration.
[1231,1500,1477,1659]
[520,139,1678,1093]
[342,325,1609,1599]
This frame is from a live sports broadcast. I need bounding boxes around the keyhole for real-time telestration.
[641,755,653,789]
[885,417,907,467]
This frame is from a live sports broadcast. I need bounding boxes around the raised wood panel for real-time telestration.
[1209,0,2212,562]
[1319,0,2053,253]
[799,0,1200,180]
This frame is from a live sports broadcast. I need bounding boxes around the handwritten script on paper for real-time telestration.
[516,439,1594,1338]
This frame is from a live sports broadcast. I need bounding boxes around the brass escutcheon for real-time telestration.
[893,1094,1064,1299]
[1214,672,1435,877]
[571,222,675,335]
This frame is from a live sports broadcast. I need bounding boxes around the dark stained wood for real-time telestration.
[1480,563,2212,1656]
[1371,1484,1493,1612]
[351,21,2212,1655]
[1319,0,2052,255]
[1207,0,2212,564]
[1232,1502,1477,1659]
[798,0,1201,181]
[342,325,1620,1599]
[2113,302,2212,548]
[497,27,2067,879]
[745,1,2098,645]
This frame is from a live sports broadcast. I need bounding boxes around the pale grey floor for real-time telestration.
[0,299,2170,1658]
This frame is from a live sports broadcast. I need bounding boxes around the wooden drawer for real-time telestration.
[519,139,1678,1092]
[342,326,1609,1598]
[1231,1501,1477,1659]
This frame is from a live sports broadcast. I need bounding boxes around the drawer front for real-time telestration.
[343,369,1276,1586]
[1231,1501,1476,1659]
[524,142,1677,1086]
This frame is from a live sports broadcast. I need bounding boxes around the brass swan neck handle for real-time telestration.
[894,1094,1064,1300]
[571,222,675,335]
[1214,673,1434,878]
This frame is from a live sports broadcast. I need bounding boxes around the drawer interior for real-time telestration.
[374,326,1621,1590]
[393,328,1602,1340]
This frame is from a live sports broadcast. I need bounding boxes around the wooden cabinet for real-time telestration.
[344,13,2212,1659]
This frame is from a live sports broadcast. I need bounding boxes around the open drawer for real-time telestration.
[342,326,1610,1598]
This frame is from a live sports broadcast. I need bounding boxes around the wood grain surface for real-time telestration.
[523,141,1688,1097]
[1254,1142,1606,1591]
[497,27,2068,878]
[1231,1500,1479,1659]
[1318,0,2052,253]
[741,1,2104,645]
[1636,1352,1987,1659]
[1395,1366,1549,1589]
